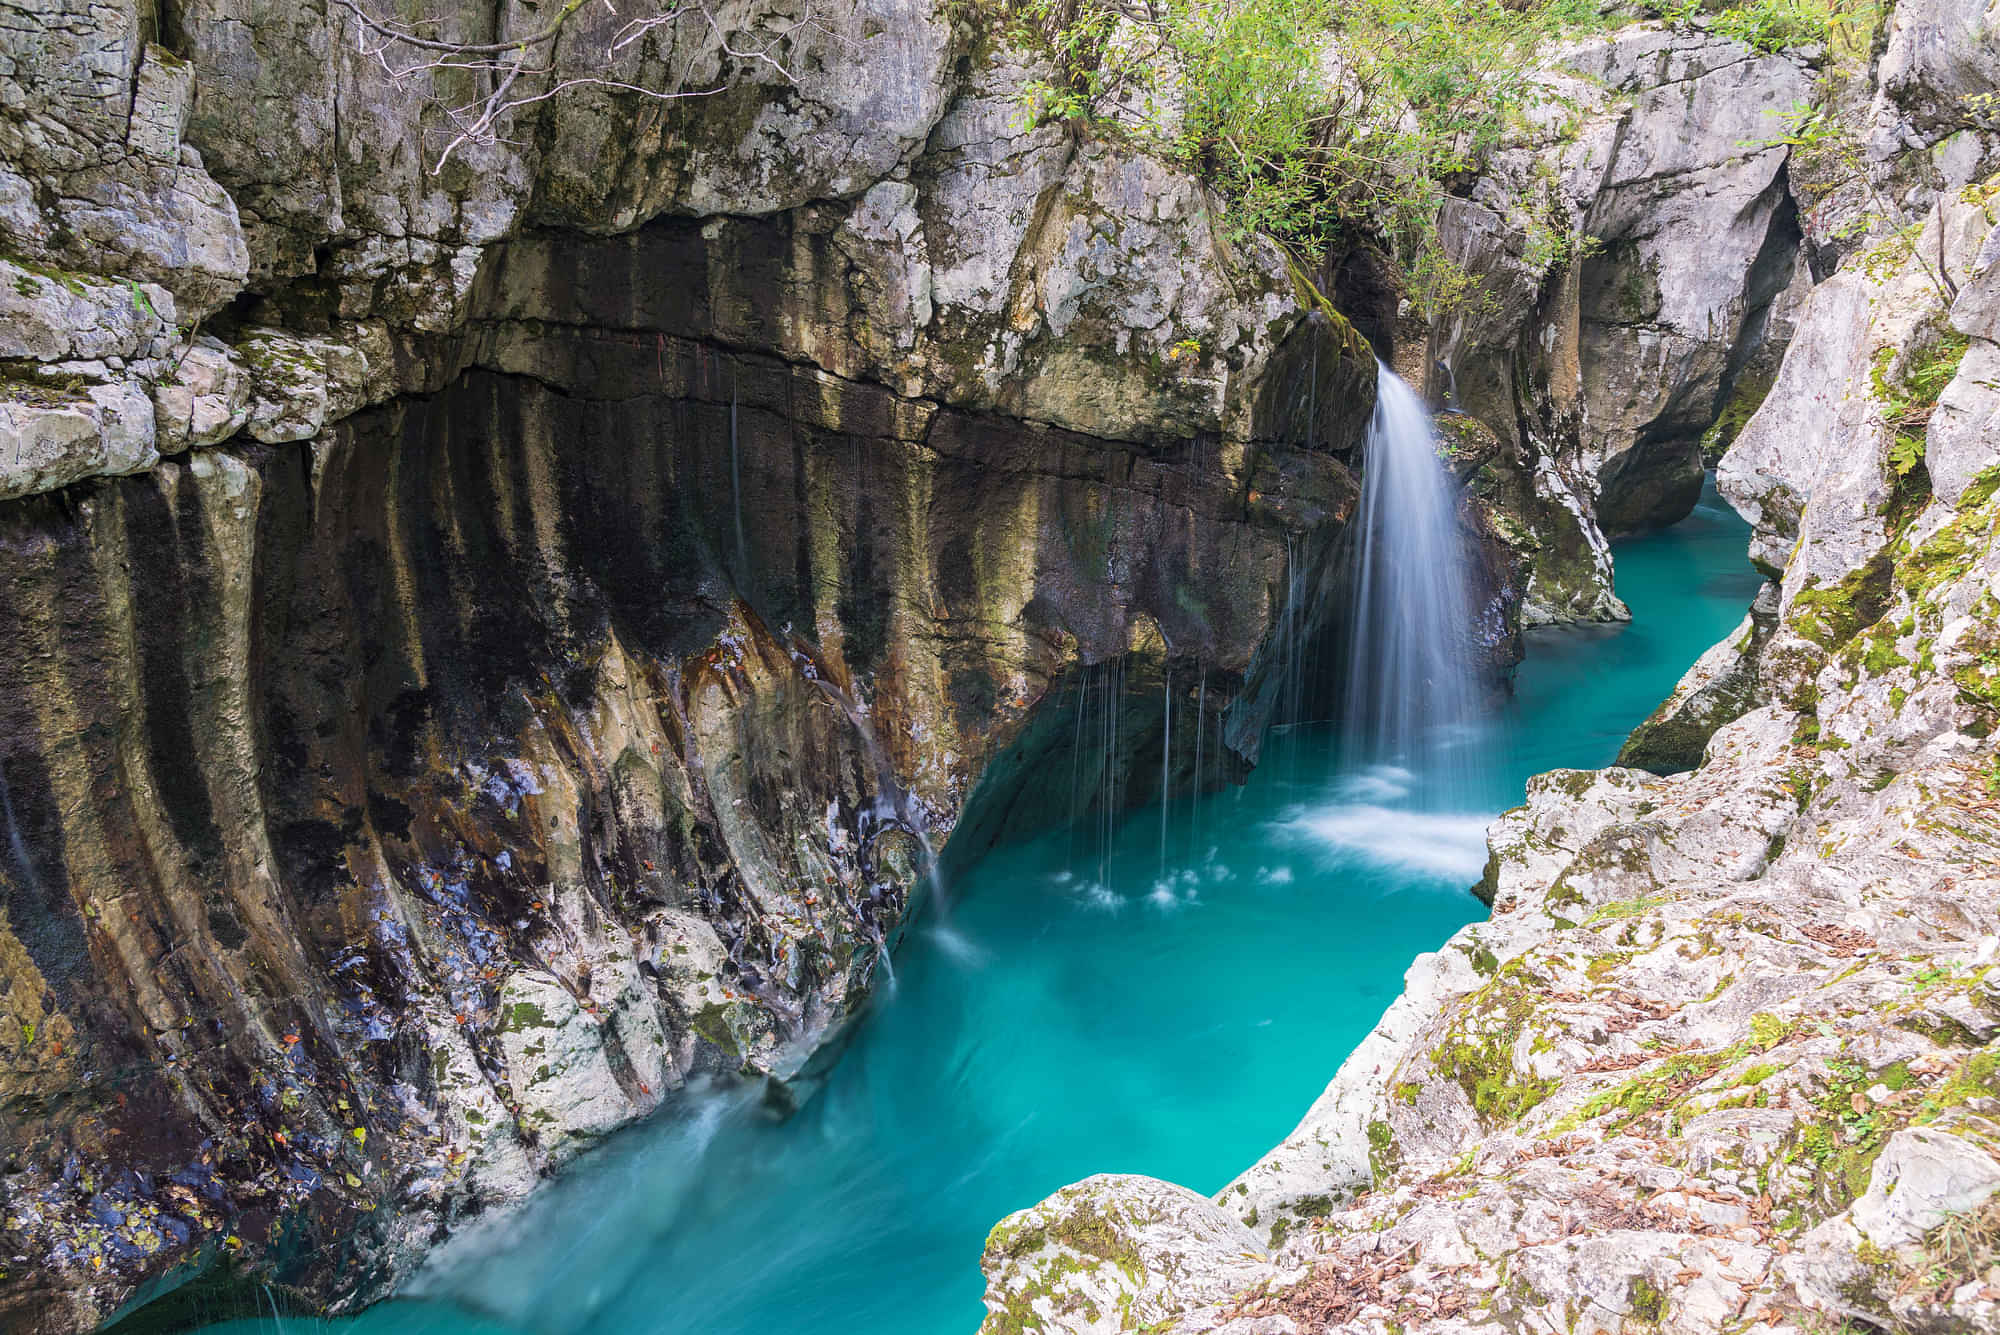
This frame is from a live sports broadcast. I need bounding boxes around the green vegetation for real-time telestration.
[1701,366,1777,462]
[1660,0,1834,52]
[1367,1118,1401,1179]
[1751,1012,1805,1048]
[1588,894,1674,923]
[1790,557,1893,651]
[1013,0,1842,327]
[1014,0,1608,312]
[1429,959,1560,1122]
[1872,331,1970,478]
[1561,1043,1751,1135]
[1629,1274,1667,1324]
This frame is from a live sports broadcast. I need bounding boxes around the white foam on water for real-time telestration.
[1144,876,1203,910]
[1073,881,1126,913]
[928,925,989,967]
[1278,802,1491,881]
[1335,765,1414,803]
[1257,866,1295,885]
[407,1078,753,1319]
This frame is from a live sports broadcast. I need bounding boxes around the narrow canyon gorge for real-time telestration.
[0,2,1996,1334]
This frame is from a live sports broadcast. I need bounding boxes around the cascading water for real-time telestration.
[1189,674,1206,851]
[729,380,749,584]
[1340,362,1482,802]
[186,481,1762,1335]
[0,767,41,904]
[1275,362,1493,880]
[1158,662,1171,877]
[1434,358,1463,414]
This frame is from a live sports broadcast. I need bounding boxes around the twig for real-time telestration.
[324,0,817,175]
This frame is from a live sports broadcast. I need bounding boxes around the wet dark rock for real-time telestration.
[0,195,1388,1333]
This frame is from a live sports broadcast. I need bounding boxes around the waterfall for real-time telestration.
[1275,533,1307,737]
[1340,362,1481,803]
[1064,673,1087,869]
[729,380,749,586]
[1434,358,1463,414]
[0,765,41,903]
[1099,657,1122,891]
[1188,675,1205,856]
[1158,664,1171,876]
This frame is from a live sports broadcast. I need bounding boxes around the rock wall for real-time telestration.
[980,6,2000,1332]
[1438,22,1813,625]
[0,0,1350,505]
[0,319,1363,1335]
[0,4,1407,1331]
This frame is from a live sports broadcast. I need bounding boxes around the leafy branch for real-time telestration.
[1649,0,1834,54]
[1756,98,1961,304]
[1011,0,1610,326]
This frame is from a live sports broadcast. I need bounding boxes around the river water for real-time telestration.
[196,479,1760,1335]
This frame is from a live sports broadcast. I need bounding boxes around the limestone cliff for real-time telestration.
[1436,23,1814,626]
[0,4,1395,1330]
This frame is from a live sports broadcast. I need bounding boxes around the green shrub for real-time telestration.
[1013,0,1609,311]
[1656,0,1834,53]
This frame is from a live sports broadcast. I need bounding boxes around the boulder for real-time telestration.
[0,381,158,500]
[1617,581,1781,773]
[980,1176,1294,1335]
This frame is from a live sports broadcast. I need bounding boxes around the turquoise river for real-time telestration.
[196,479,1761,1335]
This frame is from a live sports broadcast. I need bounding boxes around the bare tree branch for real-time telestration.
[326,0,822,175]
[327,0,588,56]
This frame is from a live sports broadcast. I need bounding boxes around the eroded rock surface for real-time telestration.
[1437,20,1812,626]
[0,5,1401,1330]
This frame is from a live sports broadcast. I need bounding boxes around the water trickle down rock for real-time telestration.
[0,8,1399,1330]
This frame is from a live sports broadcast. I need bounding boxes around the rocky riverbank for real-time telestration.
[2,0,1988,1331]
